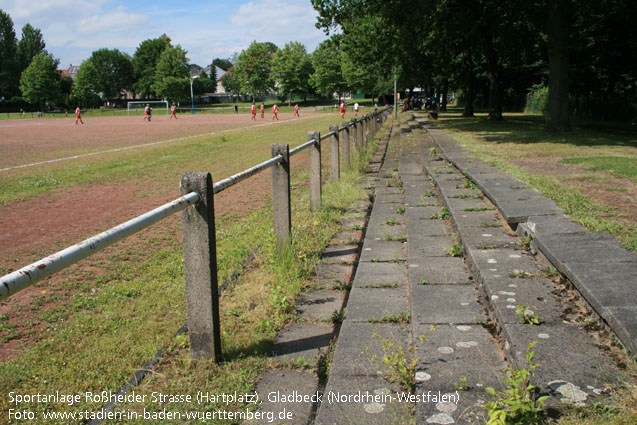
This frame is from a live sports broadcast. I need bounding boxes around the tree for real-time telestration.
[545,0,571,132]
[0,9,19,99]
[83,48,134,99]
[271,41,313,104]
[193,69,215,95]
[17,23,46,73]
[72,60,100,106]
[132,34,171,99]
[152,45,190,102]
[235,41,274,100]
[19,53,60,108]
[310,37,347,100]
[220,67,241,97]
[212,58,233,71]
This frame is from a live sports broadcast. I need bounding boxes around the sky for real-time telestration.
[0,0,330,68]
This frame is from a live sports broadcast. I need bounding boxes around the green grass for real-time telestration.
[437,112,637,252]
[0,117,387,422]
[560,156,637,180]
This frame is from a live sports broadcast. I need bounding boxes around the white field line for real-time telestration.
[1,115,321,172]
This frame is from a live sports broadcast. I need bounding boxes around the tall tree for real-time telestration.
[132,34,171,99]
[84,48,134,99]
[271,41,314,104]
[0,9,19,99]
[17,23,46,74]
[310,37,347,100]
[152,45,190,102]
[72,60,99,106]
[235,41,274,100]
[220,67,241,97]
[545,0,571,131]
[212,58,233,71]
[19,53,60,109]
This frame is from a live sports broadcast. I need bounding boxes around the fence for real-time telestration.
[0,107,391,361]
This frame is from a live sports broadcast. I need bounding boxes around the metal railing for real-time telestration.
[0,107,392,361]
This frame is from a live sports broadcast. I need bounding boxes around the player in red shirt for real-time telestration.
[294,103,299,117]
[251,102,256,120]
[340,102,345,118]
[260,103,265,118]
[75,106,84,125]
[170,103,178,119]
[272,104,279,120]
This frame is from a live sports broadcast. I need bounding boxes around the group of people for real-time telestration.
[72,100,379,124]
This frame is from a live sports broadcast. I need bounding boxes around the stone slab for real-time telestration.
[314,375,412,425]
[314,264,354,289]
[502,323,622,395]
[452,210,501,229]
[346,287,409,323]
[490,198,562,224]
[407,256,471,286]
[331,230,364,245]
[522,214,589,236]
[296,290,346,321]
[483,278,564,326]
[359,239,406,263]
[465,248,542,284]
[250,369,320,425]
[415,386,491,425]
[273,323,335,363]
[406,214,450,237]
[535,232,636,267]
[456,226,517,249]
[411,285,485,325]
[352,262,407,289]
[329,322,411,377]
[412,324,505,390]
[408,234,455,258]
[604,306,637,354]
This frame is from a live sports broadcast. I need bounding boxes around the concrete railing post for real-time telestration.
[329,125,340,182]
[271,144,291,248]
[341,121,350,170]
[308,131,322,212]
[180,172,222,362]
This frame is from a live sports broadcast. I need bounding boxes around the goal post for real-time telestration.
[127,100,169,116]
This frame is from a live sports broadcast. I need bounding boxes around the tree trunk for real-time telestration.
[545,0,571,132]
[462,52,475,117]
[441,79,449,112]
[471,1,503,120]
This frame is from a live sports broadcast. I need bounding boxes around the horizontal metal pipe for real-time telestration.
[213,155,283,194]
[289,139,317,156]
[320,131,336,141]
[0,191,200,300]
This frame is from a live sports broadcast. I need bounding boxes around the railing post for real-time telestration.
[363,115,368,147]
[272,144,291,248]
[329,125,340,182]
[357,118,363,151]
[350,118,359,153]
[308,131,322,212]
[341,121,350,170]
[180,172,222,362]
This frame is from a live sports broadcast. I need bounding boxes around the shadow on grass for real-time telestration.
[438,111,637,149]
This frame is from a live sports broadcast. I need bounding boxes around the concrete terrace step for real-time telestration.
[418,117,637,356]
[412,124,627,409]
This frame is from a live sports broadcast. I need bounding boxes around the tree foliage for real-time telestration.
[133,34,171,99]
[235,41,274,99]
[220,67,241,95]
[152,45,190,102]
[78,48,134,99]
[19,53,60,107]
[212,58,232,71]
[17,23,46,73]
[0,9,19,99]
[271,41,314,101]
[310,36,347,98]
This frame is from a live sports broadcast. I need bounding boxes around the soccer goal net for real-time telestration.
[127,101,169,116]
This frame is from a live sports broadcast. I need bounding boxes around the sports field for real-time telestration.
[0,110,348,359]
